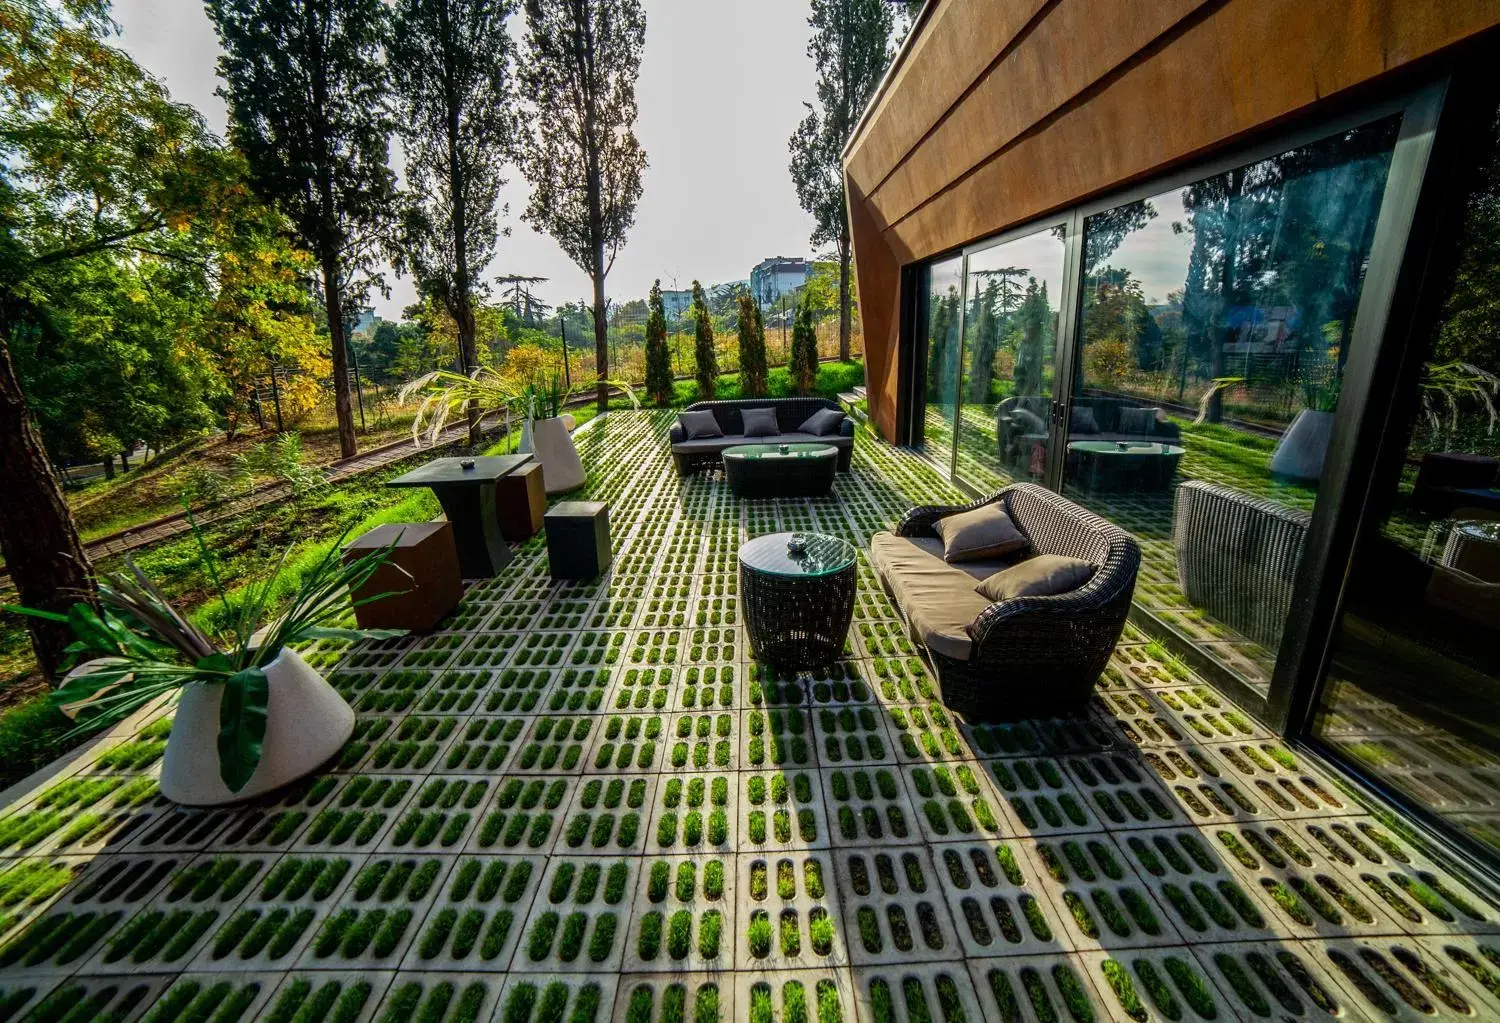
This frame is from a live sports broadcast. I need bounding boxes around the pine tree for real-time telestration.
[645,280,673,406]
[737,293,769,398]
[789,296,819,396]
[692,280,717,399]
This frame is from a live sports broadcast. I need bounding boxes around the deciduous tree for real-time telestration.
[390,0,517,444]
[789,0,892,362]
[207,0,397,458]
[0,0,232,679]
[644,280,672,406]
[517,0,647,413]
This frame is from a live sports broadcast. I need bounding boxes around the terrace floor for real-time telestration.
[2,410,1499,1023]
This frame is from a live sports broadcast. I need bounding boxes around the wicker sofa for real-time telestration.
[996,394,1181,469]
[1172,481,1310,650]
[669,398,855,476]
[871,482,1140,720]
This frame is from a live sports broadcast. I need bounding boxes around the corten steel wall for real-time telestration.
[845,0,1500,442]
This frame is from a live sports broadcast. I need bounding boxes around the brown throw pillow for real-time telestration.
[976,554,1096,602]
[932,504,1029,563]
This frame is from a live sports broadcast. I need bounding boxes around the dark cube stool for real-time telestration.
[343,521,462,631]
[496,461,545,541]
[544,501,611,579]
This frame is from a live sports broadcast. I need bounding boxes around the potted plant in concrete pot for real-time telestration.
[403,365,637,493]
[6,533,404,806]
[1271,373,1341,483]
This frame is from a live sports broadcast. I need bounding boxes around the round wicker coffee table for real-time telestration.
[722,443,838,497]
[739,531,857,668]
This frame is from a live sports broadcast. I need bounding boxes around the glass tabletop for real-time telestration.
[739,531,856,577]
[1067,441,1184,456]
[722,443,837,460]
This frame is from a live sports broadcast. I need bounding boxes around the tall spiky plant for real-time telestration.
[645,280,673,406]
[738,293,768,398]
[789,295,819,396]
[692,280,717,400]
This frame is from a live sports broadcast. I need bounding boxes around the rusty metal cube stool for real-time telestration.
[544,501,611,580]
[496,461,546,541]
[343,521,462,631]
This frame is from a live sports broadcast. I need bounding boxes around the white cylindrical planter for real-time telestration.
[1270,409,1334,483]
[524,415,586,493]
[159,648,354,806]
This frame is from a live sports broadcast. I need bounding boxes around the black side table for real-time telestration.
[545,501,611,579]
[386,454,532,577]
[740,531,857,669]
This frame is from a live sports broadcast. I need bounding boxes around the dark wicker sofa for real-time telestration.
[871,482,1140,720]
[996,394,1180,469]
[669,398,855,476]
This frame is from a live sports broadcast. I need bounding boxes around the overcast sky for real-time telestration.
[112,0,823,320]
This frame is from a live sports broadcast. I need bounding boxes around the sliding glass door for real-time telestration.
[957,230,1067,490]
[910,226,1068,488]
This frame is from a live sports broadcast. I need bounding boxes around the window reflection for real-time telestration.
[918,256,963,458]
[1064,117,1401,693]
[1315,107,1500,854]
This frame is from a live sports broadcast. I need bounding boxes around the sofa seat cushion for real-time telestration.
[870,532,993,661]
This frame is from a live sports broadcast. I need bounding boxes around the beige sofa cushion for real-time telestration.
[870,532,994,661]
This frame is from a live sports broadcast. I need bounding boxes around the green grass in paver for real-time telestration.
[0,410,1496,1021]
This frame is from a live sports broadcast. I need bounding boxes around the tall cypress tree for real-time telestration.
[789,295,819,396]
[738,293,769,398]
[692,280,717,400]
[208,0,396,459]
[645,279,673,406]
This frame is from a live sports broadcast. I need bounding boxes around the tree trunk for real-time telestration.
[102,454,114,480]
[320,254,358,458]
[0,334,98,683]
[838,229,852,363]
[120,449,130,471]
[592,268,608,414]
[443,3,481,449]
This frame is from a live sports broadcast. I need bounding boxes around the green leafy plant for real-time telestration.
[4,524,405,793]
[1421,360,1499,439]
[400,363,636,446]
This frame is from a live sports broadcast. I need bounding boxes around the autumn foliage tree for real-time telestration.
[691,280,717,400]
[645,280,672,406]
[737,293,768,398]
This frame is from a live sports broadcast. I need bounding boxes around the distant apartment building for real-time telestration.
[660,290,694,321]
[750,257,809,307]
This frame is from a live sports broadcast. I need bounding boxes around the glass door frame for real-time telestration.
[1280,59,1500,884]
[1048,79,1450,723]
